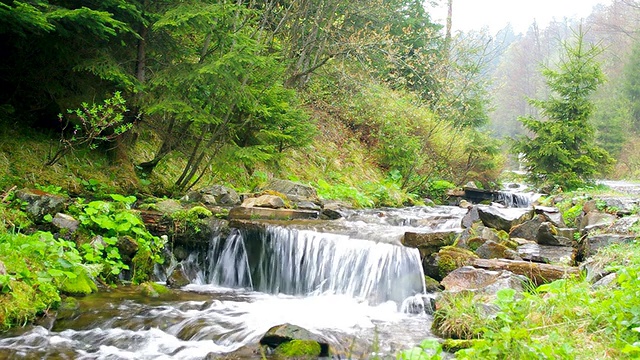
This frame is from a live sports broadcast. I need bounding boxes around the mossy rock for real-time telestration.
[431,246,478,280]
[424,275,442,292]
[58,271,97,296]
[276,339,322,359]
[0,280,60,331]
[139,282,170,298]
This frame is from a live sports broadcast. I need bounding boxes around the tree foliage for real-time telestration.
[512,30,614,190]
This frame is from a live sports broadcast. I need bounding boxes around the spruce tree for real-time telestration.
[512,30,614,190]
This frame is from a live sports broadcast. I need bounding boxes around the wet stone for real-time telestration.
[517,242,577,266]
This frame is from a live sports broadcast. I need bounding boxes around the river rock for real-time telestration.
[593,273,618,289]
[260,323,330,357]
[262,179,319,203]
[509,214,546,241]
[402,231,457,259]
[583,197,640,216]
[200,185,241,205]
[441,266,526,295]
[580,211,617,233]
[477,205,533,232]
[536,222,574,246]
[475,240,521,260]
[583,234,637,257]
[471,258,580,285]
[423,246,479,281]
[321,201,350,220]
[52,213,79,233]
[607,215,640,234]
[517,241,577,266]
[401,294,436,315]
[166,263,190,288]
[533,206,566,227]
[156,199,183,214]
[460,206,480,229]
[117,235,139,258]
[15,188,66,220]
[241,194,286,209]
[228,207,319,221]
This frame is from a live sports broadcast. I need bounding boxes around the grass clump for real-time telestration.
[432,291,489,340]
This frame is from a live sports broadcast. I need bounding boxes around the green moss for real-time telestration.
[437,246,478,279]
[139,282,170,297]
[58,271,97,296]
[131,248,155,284]
[275,340,321,358]
[442,338,478,352]
[424,275,442,292]
[0,280,60,331]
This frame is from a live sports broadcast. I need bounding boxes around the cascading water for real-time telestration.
[188,225,426,306]
[494,183,541,208]
[0,206,467,359]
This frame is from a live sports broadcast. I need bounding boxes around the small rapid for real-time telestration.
[0,206,467,359]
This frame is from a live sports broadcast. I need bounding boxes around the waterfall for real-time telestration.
[191,225,426,306]
[494,191,533,208]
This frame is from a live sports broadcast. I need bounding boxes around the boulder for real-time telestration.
[461,206,480,229]
[166,263,190,288]
[423,246,479,281]
[156,199,183,214]
[509,214,546,241]
[402,231,457,259]
[583,234,637,257]
[475,240,521,260]
[228,207,319,221]
[593,273,617,289]
[607,215,640,235]
[471,258,580,285]
[536,222,574,246]
[441,266,526,295]
[260,323,329,357]
[517,242,577,266]
[241,194,286,209]
[477,206,533,232]
[296,201,322,211]
[401,294,436,315]
[51,213,79,233]
[533,206,566,227]
[580,259,610,283]
[117,235,139,258]
[580,211,617,233]
[583,197,640,216]
[321,201,350,220]
[199,185,241,206]
[262,179,318,202]
[15,188,66,220]
[180,191,203,204]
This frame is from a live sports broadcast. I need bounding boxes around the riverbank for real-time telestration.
[1,181,640,358]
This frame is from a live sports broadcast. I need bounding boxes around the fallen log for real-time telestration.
[471,258,581,286]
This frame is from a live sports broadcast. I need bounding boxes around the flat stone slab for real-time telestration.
[471,258,580,285]
[228,206,319,221]
[517,242,577,266]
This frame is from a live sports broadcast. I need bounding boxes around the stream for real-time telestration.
[0,205,475,359]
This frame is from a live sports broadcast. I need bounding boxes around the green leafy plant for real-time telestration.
[73,195,164,283]
[46,92,132,166]
[397,339,443,360]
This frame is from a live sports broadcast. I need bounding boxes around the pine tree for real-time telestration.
[512,29,614,190]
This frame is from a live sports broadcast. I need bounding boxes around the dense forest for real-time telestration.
[0,0,638,199]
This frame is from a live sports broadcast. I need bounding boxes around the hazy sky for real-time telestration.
[428,0,614,34]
